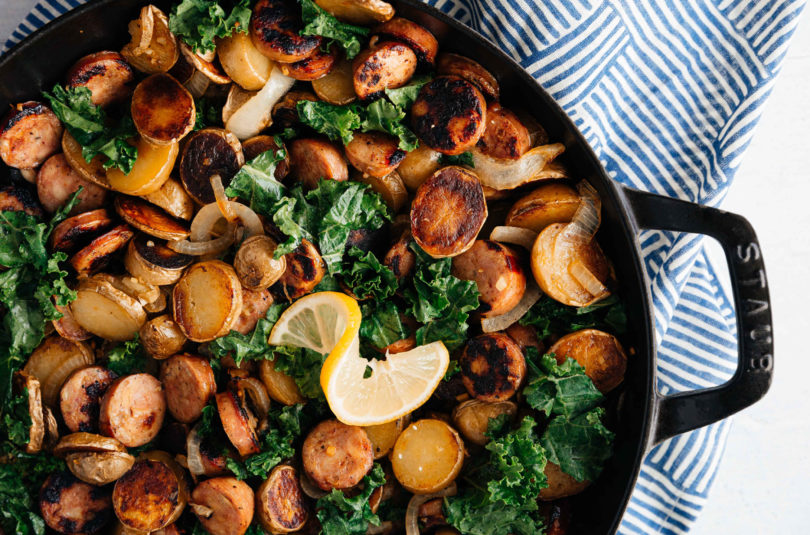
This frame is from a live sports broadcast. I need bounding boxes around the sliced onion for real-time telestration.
[186,426,206,478]
[226,66,296,140]
[569,260,610,303]
[211,174,237,222]
[230,203,263,238]
[168,222,236,255]
[184,70,211,98]
[237,377,271,419]
[471,143,565,190]
[188,502,214,518]
[481,281,542,333]
[561,181,601,243]
[405,482,457,535]
[300,471,328,499]
[489,226,538,250]
[191,202,225,241]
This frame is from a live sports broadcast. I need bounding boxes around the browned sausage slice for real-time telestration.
[0,102,63,169]
[191,477,254,535]
[477,102,531,160]
[437,52,499,101]
[39,471,112,534]
[256,465,308,533]
[302,419,373,491]
[451,240,527,318]
[345,131,406,178]
[352,41,417,100]
[113,459,181,532]
[460,333,526,402]
[279,46,338,81]
[383,230,415,281]
[0,181,44,216]
[289,138,348,189]
[50,208,113,253]
[70,224,134,277]
[549,329,627,393]
[99,373,166,447]
[160,354,216,423]
[216,390,260,456]
[505,323,544,354]
[411,76,486,155]
[232,288,273,334]
[371,17,438,67]
[37,153,108,214]
[271,239,326,301]
[66,51,135,107]
[59,366,118,433]
[251,0,323,63]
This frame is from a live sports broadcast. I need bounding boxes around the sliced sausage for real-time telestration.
[99,373,166,447]
[345,131,406,178]
[549,329,627,393]
[160,354,216,423]
[436,52,499,101]
[66,51,135,107]
[505,323,544,354]
[271,239,326,301]
[0,102,63,169]
[451,240,527,318]
[256,465,308,534]
[477,103,531,160]
[279,46,338,81]
[460,333,526,402]
[59,366,118,433]
[191,477,255,535]
[371,18,438,67]
[39,471,112,534]
[383,230,415,281]
[250,0,322,63]
[232,288,273,334]
[114,195,190,241]
[302,419,373,491]
[0,181,44,216]
[216,390,260,456]
[36,153,108,214]
[289,138,348,189]
[70,224,134,277]
[113,459,181,532]
[50,209,114,253]
[411,76,487,155]
[352,41,417,100]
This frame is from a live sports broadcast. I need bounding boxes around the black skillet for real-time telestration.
[0,0,774,532]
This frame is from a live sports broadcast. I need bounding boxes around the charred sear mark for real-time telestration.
[1,102,45,133]
[134,234,193,269]
[41,472,74,504]
[0,183,44,216]
[460,333,525,401]
[269,469,307,529]
[411,77,485,153]
[252,0,321,58]
[70,64,107,86]
[388,149,406,166]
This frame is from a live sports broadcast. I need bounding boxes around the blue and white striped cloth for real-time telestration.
[2,1,805,533]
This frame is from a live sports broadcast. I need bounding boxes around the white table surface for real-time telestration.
[2,2,809,533]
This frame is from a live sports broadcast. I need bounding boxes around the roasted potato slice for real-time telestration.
[113,459,183,532]
[23,335,94,408]
[410,166,487,258]
[115,196,190,241]
[66,450,135,485]
[180,128,245,204]
[452,399,516,445]
[125,233,193,286]
[315,0,394,24]
[352,41,417,100]
[50,208,113,253]
[280,46,339,81]
[70,274,147,341]
[62,130,110,189]
[131,74,195,145]
[437,52,499,101]
[506,183,580,232]
[391,419,464,494]
[363,416,408,459]
[70,224,134,277]
[460,333,526,402]
[251,0,323,62]
[0,101,62,169]
[66,51,134,107]
[234,235,287,291]
[142,177,195,220]
[121,5,179,74]
[106,138,178,195]
[217,31,275,90]
[271,239,326,301]
[371,17,439,67]
[173,260,243,342]
[52,301,93,341]
[259,358,306,405]
[411,76,487,155]
[256,465,309,533]
[539,461,591,501]
[312,56,357,105]
[272,89,318,126]
[397,143,441,191]
[139,314,188,358]
[550,329,627,393]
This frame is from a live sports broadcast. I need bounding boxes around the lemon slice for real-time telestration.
[268,292,449,426]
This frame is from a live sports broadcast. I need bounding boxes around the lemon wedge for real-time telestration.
[268,292,449,426]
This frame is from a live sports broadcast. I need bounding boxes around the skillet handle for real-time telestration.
[622,187,773,445]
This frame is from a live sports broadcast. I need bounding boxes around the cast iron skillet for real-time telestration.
[0,0,774,532]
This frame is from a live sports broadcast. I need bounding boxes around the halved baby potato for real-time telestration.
[23,336,94,407]
[106,138,178,196]
[173,260,243,342]
[141,177,195,221]
[62,130,110,189]
[259,358,305,405]
[312,57,357,105]
[70,224,135,277]
[364,416,408,459]
[234,235,287,291]
[121,5,179,74]
[452,399,516,446]
[115,196,190,241]
[397,143,441,191]
[256,465,309,534]
[54,432,127,456]
[66,450,135,486]
[410,166,487,258]
[180,128,245,204]
[314,0,394,25]
[125,234,193,286]
[70,274,147,341]
[506,183,581,232]
[218,31,275,91]
[539,461,591,501]
[354,169,408,213]
[550,329,627,393]
[131,74,195,145]
[391,419,464,494]
[139,314,188,359]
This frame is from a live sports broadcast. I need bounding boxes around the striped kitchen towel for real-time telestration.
[2,0,804,533]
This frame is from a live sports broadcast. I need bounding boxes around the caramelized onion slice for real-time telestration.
[489,225,538,250]
[471,143,565,190]
[405,483,457,535]
[481,282,542,333]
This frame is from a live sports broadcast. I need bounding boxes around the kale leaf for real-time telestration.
[299,0,370,59]
[194,97,224,131]
[541,407,615,483]
[208,303,286,364]
[359,301,410,351]
[519,294,627,339]
[444,491,545,535]
[297,100,363,145]
[42,85,138,173]
[316,463,386,535]
[361,99,419,151]
[271,346,327,400]
[226,141,289,209]
[523,350,604,418]
[105,335,147,376]
[169,0,252,54]
[439,151,475,167]
[384,76,431,109]
[343,247,398,301]
[485,415,547,509]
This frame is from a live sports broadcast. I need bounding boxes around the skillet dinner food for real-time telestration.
[0,0,629,533]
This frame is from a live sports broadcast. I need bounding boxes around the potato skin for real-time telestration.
[549,329,627,393]
[234,235,287,291]
[506,183,580,233]
[302,419,373,491]
[131,74,195,145]
[112,460,180,532]
[114,196,190,241]
[539,461,590,501]
[256,465,309,533]
[451,399,516,446]
[250,0,322,63]
[460,333,526,402]
[39,471,112,534]
[139,314,188,358]
[352,41,417,100]
[411,76,486,155]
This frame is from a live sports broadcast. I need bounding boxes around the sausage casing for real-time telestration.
[65,51,134,107]
[39,471,112,534]
[271,239,327,301]
[216,390,260,456]
[0,102,63,169]
[160,354,216,423]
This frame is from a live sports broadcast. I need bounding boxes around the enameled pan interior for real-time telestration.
[0,1,656,532]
